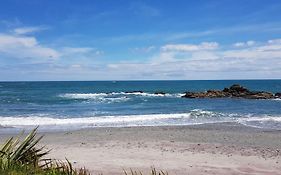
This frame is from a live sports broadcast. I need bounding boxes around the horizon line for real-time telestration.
[0,78,281,83]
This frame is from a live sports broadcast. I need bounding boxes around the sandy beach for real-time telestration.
[0,123,280,175]
[1,0,281,174]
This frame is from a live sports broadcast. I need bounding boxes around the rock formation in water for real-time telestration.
[154,91,166,95]
[182,84,279,99]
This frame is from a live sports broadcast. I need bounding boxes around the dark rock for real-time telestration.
[206,90,226,98]
[181,84,275,99]
[181,92,198,98]
[154,91,166,95]
[275,93,281,98]
[229,84,249,93]
[181,90,226,98]
[223,88,229,92]
[244,91,274,99]
[125,91,144,93]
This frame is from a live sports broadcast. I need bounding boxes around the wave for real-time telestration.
[1,110,280,130]
[59,93,130,103]
[59,93,108,99]
[58,92,184,104]
[60,92,183,98]
[238,116,281,130]
[239,116,281,122]
[0,110,233,128]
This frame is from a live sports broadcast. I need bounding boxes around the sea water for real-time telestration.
[0,80,280,131]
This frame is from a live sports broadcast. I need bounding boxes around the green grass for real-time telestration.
[0,127,168,175]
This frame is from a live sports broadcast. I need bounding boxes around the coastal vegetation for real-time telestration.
[0,127,168,175]
[0,127,90,175]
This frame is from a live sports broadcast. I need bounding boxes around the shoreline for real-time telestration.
[0,121,280,134]
[1,123,281,174]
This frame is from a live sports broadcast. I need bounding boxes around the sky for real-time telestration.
[0,0,281,81]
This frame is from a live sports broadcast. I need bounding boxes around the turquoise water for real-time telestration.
[0,80,281,131]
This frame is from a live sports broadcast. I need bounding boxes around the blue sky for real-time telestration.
[0,0,281,80]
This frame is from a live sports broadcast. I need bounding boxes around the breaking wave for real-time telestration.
[238,115,281,129]
[60,93,108,99]
[1,109,280,130]
[59,92,183,100]
[59,93,131,103]
[0,110,232,129]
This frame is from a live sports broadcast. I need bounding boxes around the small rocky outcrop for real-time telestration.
[125,91,144,93]
[275,93,281,98]
[182,84,278,99]
[154,91,166,95]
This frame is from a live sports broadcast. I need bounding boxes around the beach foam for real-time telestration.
[0,110,234,129]
[238,115,281,130]
[1,109,280,130]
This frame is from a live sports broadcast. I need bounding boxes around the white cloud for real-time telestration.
[0,34,59,59]
[62,47,93,54]
[233,42,245,47]
[268,38,281,44]
[233,40,255,47]
[100,39,281,80]
[94,50,104,55]
[1,26,281,80]
[13,26,48,35]
[70,64,82,68]
[227,39,281,59]
[162,42,219,52]
[247,40,255,46]
[0,28,100,61]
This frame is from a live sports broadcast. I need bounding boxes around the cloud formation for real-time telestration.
[225,39,281,59]
[12,26,48,35]
[103,39,281,80]
[233,40,255,47]
[0,26,281,80]
[0,28,101,62]
[0,34,59,59]
[161,42,219,52]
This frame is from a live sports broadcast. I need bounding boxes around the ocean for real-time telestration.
[0,80,280,132]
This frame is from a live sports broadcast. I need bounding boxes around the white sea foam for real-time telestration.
[0,110,229,129]
[237,115,281,130]
[59,92,183,100]
[103,96,130,102]
[59,93,107,99]
[118,92,168,97]
[238,116,281,122]
[1,110,280,130]
[59,93,131,103]
[60,93,281,100]
[0,113,189,127]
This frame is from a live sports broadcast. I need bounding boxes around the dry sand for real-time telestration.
[1,123,281,175]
